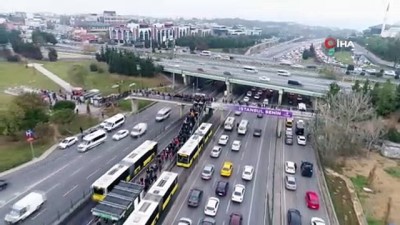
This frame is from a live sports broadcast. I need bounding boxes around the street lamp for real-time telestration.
[192,82,195,94]
[136,65,142,89]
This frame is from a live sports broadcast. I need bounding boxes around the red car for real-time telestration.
[305,191,320,210]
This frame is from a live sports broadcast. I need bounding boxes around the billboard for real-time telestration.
[234,105,292,118]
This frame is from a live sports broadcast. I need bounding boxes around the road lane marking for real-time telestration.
[247,117,268,225]
[222,222,226,225]
[70,168,82,177]
[241,151,245,160]
[86,168,100,180]
[45,183,60,194]
[0,163,70,209]
[63,184,78,197]
[30,208,46,220]
[226,199,231,213]
[264,118,277,225]
[281,123,287,225]
[236,165,240,175]
[106,155,118,164]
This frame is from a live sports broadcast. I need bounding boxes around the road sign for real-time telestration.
[234,105,293,118]
[327,48,335,56]
[25,129,34,138]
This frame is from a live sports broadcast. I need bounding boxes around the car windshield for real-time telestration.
[234,191,241,196]
[223,167,230,171]
[9,209,20,216]
[117,131,125,135]
[132,128,140,133]
[206,206,214,210]
[288,180,295,185]
[212,148,219,152]
[190,192,199,200]
[61,139,70,143]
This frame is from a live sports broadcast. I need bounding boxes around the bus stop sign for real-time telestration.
[235,105,292,118]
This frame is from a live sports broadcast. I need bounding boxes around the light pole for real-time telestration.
[136,65,142,89]
[192,82,195,94]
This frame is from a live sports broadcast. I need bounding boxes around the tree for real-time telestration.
[53,100,76,111]
[360,118,386,153]
[302,50,310,60]
[352,80,361,92]
[48,48,58,61]
[50,109,75,125]
[0,26,9,44]
[310,91,376,165]
[374,80,395,116]
[327,82,340,97]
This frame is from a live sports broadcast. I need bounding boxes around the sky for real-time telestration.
[1,0,399,30]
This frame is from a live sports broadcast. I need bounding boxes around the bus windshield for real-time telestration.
[177,154,190,164]
[93,187,105,195]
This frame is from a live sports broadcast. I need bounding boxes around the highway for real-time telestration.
[273,119,330,225]
[253,39,323,58]
[164,111,276,225]
[0,103,183,225]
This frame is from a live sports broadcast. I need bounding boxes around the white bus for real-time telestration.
[102,113,125,131]
[77,129,107,152]
[224,116,235,131]
[120,140,158,176]
[238,120,249,135]
[155,107,172,122]
[243,66,258,73]
[200,50,211,56]
[277,70,291,77]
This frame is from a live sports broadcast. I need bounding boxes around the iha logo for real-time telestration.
[324,37,354,56]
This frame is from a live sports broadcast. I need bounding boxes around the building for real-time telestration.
[212,25,262,36]
[99,11,131,25]
[74,21,111,33]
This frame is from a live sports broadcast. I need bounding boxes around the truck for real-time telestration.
[4,191,46,224]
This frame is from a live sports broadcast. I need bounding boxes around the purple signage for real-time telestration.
[234,105,293,118]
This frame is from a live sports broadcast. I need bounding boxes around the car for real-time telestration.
[234,111,242,116]
[254,94,260,100]
[311,217,326,225]
[0,180,8,191]
[112,129,129,141]
[220,161,233,177]
[263,98,269,105]
[243,96,250,102]
[231,184,245,203]
[285,135,293,145]
[204,197,220,216]
[229,213,243,225]
[201,164,215,180]
[242,165,254,181]
[188,188,203,207]
[231,140,241,151]
[218,135,229,145]
[285,161,296,174]
[285,175,297,191]
[253,128,262,137]
[297,135,306,145]
[210,146,222,158]
[58,136,78,149]
[259,76,270,81]
[197,68,204,72]
[286,128,293,136]
[257,113,263,118]
[178,217,193,225]
[246,91,252,97]
[301,161,314,177]
[223,71,232,76]
[305,191,320,210]
[287,209,302,225]
[215,181,229,197]
[198,217,216,225]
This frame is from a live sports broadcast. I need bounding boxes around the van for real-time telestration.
[4,192,46,224]
[238,120,249,135]
[155,107,172,122]
[288,80,302,86]
[102,113,125,131]
[131,123,148,137]
[277,70,291,76]
[77,129,107,152]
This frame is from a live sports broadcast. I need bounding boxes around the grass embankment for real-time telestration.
[334,51,354,65]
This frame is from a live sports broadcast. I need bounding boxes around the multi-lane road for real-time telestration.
[0,103,183,225]
[163,109,330,225]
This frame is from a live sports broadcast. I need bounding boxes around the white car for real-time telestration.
[242,165,254,181]
[285,128,293,136]
[112,129,129,141]
[297,135,306,145]
[231,184,246,203]
[311,217,326,225]
[259,76,270,81]
[263,99,269,105]
[218,135,229,145]
[384,70,396,76]
[246,91,252,97]
[210,146,222,158]
[254,94,260,100]
[243,96,250,102]
[231,140,241,151]
[285,161,296,174]
[234,111,242,116]
[58,136,78,149]
[177,217,192,225]
[204,197,220,216]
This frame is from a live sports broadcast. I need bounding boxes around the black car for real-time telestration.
[253,128,262,137]
[187,188,203,207]
[215,181,229,197]
[257,113,263,118]
[0,180,7,191]
[287,208,302,225]
[198,217,216,225]
[301,161,314,177]
[285,136,293,145]
[288,80,302,86]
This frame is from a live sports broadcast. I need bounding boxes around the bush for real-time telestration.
[385,128,400,143]
[97,67,105,73]
[53,100,76,111]
[6,55,21,62]
[89,63,98,72]
[50,109,75,125]
[395,74,399,80]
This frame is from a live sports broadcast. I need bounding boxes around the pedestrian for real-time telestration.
[294,163,297,171]
[79,127,83,134]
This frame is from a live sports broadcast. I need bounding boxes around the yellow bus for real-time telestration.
[176,123,213,168]
[91,140,158,202]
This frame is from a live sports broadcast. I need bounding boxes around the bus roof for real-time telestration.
[121,140,157,165]
[225,117,235,123]
[177,123,212,156]
[146,171,178,198]
[123,200,159,225]
[83,129,106,141]
[194,123,212,136]
[105,113,125,123]
[239,120,248,125]
[91,163,130,189]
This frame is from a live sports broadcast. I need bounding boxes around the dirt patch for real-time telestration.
[342,152,399,224]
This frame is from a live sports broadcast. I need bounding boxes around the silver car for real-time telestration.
[285,175,297,191]
[201,164,215,180]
